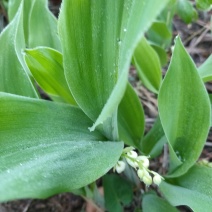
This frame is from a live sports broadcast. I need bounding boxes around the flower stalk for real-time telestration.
[114,146,164,186]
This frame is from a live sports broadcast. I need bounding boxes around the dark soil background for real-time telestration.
[0,0,211,211]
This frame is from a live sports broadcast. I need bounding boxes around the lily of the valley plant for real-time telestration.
[0,0,212,211]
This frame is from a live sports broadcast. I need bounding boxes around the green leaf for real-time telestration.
[0,2,38,97]
[146,22,172,49]
[8,0,36,46]
[196,0,212,10]
[58,0,170,138]
[28,0,61,50]
[157,0,177,28]
[150,43,168,66]
[8,0,61,50]
[198,54,212,82]
[24,47,77,105]
[142,193,179,212]
[133,37,162,94]
[176,0,198,24]
[160,165,212,212]
[168,145,183,173]
[118,83,145,148]
[0,92,123,202]
[8,0,22,21]
[158,36,211,178]
[103,174,133,212]
[140,117,166,158]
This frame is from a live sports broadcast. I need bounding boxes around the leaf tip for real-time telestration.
[174,35,181,43]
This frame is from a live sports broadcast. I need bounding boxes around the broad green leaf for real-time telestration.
[118,83,144,148]
[0,3,38,97]
[8,0,22,21]
[196,0,212,10]
[168,145,183,173]
[160,165,212,212]
[8,0,36,46]
[0,92,123,202]
[58,0,170,138]
[142,193,179,212]
[25,47,145,146]
[8,0,60,50]
[140,117,166,158]
[28,0,61,50]
[24,47,76,105]
[133,37,162,94]
[158,37,210,178]
[146,22,172,49]
[103,174,133,212]
[198,54,212,82]
[176,0,198,24]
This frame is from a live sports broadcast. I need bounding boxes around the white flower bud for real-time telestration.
[126,158,137,168]
[143,175,152,186]
[137,169,144,179]
[143,169,150,177]
[127,150,138,159]
[137,156,149,168]
[115,161,126,174]
[153,174,162,186]
[137,156,147,161]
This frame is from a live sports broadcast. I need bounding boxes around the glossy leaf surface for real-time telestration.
[198,54,212,82]
[133,37,162,94]
[0,3,37,97]
[25,47,76,105]
[58,0,169,136]
[160,165,212,212]
[0,93,123,202]
[158,37,210,177]
[142,193,179,212]
[118,83,145,148]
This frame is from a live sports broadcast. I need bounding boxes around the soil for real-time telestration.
[0,0,211,211]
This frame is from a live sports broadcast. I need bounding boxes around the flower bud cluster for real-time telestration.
[114,146,163,186]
